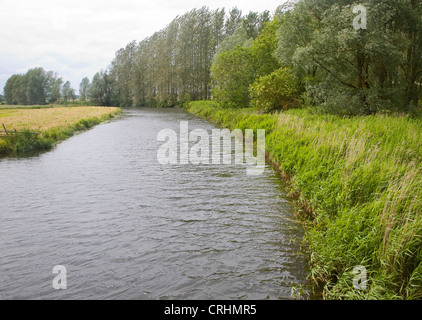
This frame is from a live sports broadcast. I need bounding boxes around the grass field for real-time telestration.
[0,106,121,131]
[0,106,121,156]
[186,100,422,300]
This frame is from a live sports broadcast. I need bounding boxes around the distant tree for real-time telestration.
[62,81,76,106]
[47,71,63,103]
[225,7,243,37]
[8,75,28,105]
[4,75,20,104]
[212,27,252,65]
[242,11,260,39]
[25,67,49,105]
[88,71,113,106]
[79,77,90,102]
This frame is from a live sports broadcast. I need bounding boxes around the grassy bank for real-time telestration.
[186,100,422,300]
[0,106,121,157]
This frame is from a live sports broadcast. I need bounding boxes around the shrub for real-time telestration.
[250,67,299,112]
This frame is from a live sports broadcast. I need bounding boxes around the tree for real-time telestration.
[211,18,281,109]
[4,75,21,105]
[274,0,419,115]
[79,77,90,102]
[225,7,243,37]
[3,68,74,106]
[250,67,298,112]
[109,41,136,106]
[212,27,252,64]
[47,71,63,103]
[88,71,113,106]
[12,75,28,105]
[211,46,255,108]
[391,0,422,109]
[62,81,76,106]
[25,67,49,105]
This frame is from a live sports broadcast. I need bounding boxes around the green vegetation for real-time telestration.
[97,7,273,107]
[187,100,422,300]
[3,67,76,106]
[0,107,121,157]
[99,1,421,115]
[250,67,299,112]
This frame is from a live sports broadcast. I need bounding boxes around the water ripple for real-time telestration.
[0,107,308,300]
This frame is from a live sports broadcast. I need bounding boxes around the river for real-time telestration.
[0,107,308,300]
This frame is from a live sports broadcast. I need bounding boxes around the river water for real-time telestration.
[0,107,308,300]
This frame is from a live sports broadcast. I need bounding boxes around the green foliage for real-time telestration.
[212,27,252,64]
[88,71,113,106]
[62,81,76,105]
[275,0,422,115]
[105,7,277,107]
[3,68,75,106]
[47,72,63,103]
[79,77,90,102]
[211,46,255,108]
[25,68,49,105]
[188,100,422,300]
[250,67,298,112]
[210,18,282,109]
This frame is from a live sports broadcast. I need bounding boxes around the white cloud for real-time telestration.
[0,0,285,93]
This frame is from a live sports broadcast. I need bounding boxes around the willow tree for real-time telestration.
[275,0,421,114]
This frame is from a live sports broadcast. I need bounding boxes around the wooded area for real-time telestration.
[3,67,76,106]
[103,0,422,115]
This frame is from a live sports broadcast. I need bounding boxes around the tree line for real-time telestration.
[86,7,271,107]
[94,1,421,115]
[210,0,422,114]
[3,67,76,105]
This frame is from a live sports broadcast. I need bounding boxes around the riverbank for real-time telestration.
[0,106,121,157]
[186,100,422,300]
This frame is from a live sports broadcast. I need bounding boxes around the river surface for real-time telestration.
[0,107,308,300]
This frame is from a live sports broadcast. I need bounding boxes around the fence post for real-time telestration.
[2,123,8,136]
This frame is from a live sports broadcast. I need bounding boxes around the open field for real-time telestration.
[0,106,121,131]
[0,106,121,156]
[187,100,422,300]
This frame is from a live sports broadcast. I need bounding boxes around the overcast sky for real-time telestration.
[0,0,286,94]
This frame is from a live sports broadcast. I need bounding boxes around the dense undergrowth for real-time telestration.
[187,100,422,300]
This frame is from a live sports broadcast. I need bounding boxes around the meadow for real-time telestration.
[0,106,121,156]
[187,100,422,300]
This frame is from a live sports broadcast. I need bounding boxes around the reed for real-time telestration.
[187,101,422,300]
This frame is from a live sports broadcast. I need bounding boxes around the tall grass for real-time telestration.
[187,101,422,300]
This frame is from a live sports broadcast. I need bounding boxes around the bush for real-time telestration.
[210,47,255,108]
[250,67,298,112]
